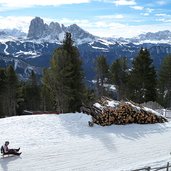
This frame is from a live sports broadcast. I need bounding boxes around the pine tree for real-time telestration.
[41,68,54,111]
[16,82,25,115]
[6,65,18,116]
[158,55,171,108]
[24,70,41,111]
[0,68,7,117]
[42,32,84,113]
[110,57,128,100]
[128,48,157,103]
[95,55,109,97]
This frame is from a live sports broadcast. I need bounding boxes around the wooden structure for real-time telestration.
[132,162,171,171]
[81,97,168,126]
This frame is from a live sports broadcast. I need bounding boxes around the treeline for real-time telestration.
[0,67,41,117]
[0,33,171,118]
[0,33,94,117]
[95,48,171,108]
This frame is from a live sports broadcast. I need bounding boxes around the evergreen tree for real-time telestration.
[128,48,157,103]
[95,55,109,97]
[6,65,18,116]
[0,68,7,117]
[16,82,25,115]
[24,70,41,111]
[82,87,95,107]
[158,55,171,108]
[41,69,54,111]
[110,57,128,100]
[42,32,84,113]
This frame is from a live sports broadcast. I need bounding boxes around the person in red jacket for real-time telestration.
[2,141,21,156]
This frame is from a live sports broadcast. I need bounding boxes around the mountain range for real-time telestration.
[0,16,171,80]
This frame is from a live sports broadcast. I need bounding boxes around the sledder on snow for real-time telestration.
[1,141,21,157]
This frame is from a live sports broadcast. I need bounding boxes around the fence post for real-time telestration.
[166,162,169,171]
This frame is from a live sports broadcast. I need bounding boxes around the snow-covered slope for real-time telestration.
[0,113,171,171]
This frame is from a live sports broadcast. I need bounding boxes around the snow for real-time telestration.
[107,100,120,108]
[76,38,94,45]
[103,83,117,91]
[134,39,171,45]
[15,50,41,58]
[93,103,103,109]
[91,46,109,51]
[3,43,9,55]
[14,59,19,70]
[0,113,171,171]
[143,107,161,116]
[97,38,113,46]
[58,32,65,42]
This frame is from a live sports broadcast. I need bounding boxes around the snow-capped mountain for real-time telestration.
[0,17,171,80]
[0,29,26,39]
[109,30,171,44]
[0,53,42,80]
[138,30,171,41]
[27,17,96,44]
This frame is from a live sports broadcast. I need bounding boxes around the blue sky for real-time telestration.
[0,0,171,37]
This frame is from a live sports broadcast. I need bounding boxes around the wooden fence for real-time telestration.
[155,109,171,119]
[132,162,171,171]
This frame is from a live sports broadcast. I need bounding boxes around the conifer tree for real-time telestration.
[41,69,54,111]
[110,57,128,100]
[158,55,171,108]
[42,32,84,113]
[128,48,157,103]
[6,65,18,116]
[24,70,41,111]
[16,82,25,115]
[0,68,7,117]
[95,55,109,97]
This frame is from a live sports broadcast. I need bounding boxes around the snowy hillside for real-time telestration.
[0,113,171,171]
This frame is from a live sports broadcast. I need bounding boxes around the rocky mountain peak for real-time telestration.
[49,22,62,35]
[138,30,171,41]
[27,17,47,39]
[27,17,96,44]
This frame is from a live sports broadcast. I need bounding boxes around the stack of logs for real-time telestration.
[81,97,167,126]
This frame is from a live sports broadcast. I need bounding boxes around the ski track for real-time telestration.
[0,113,171,171]
[3,43,9,55]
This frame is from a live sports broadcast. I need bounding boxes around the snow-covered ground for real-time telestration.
[0,113,171,171]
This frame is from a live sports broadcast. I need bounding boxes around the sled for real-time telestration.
[1,146,21,158]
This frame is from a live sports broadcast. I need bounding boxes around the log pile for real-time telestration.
[81,97,167,126]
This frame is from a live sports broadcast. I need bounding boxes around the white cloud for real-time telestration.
[0,0,90,11]
[0,16,32,32]
[155,13,171,23]
[141,13,150,16]
[156,18,171,23]
[146,8,154,13]
[130,5,144,10]
[60,17,171,38]
[157,0,167,5]
[0,16,56,32]
[97,14,124,19]
[113,0,136,6]
[155,13,167,17]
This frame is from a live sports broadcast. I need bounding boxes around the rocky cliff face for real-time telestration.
[27,17,96,44]
[27,17,48,39]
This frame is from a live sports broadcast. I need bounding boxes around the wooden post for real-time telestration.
[166,162,169,171]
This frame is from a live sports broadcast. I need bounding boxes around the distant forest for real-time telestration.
[0,33,171,118]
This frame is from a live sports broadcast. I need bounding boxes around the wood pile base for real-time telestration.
[81,97,167,126]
